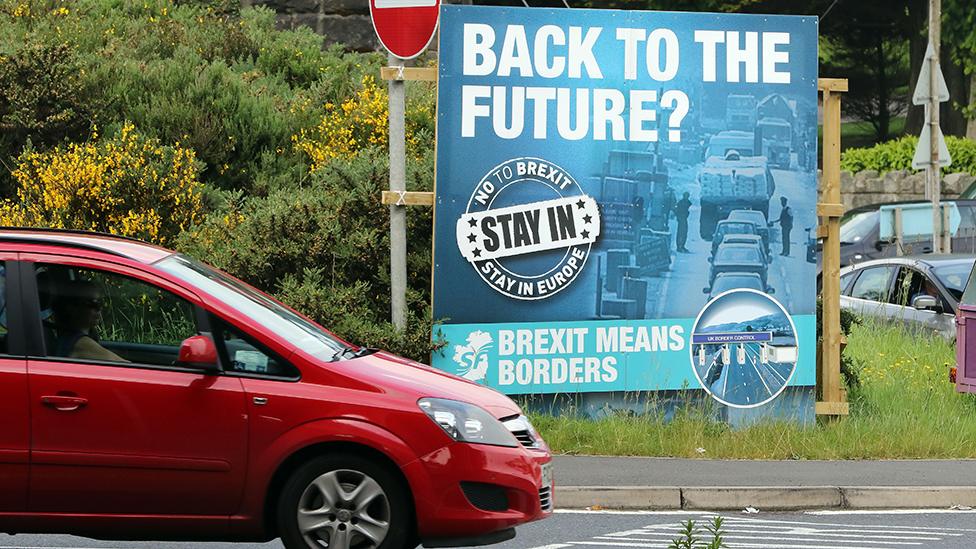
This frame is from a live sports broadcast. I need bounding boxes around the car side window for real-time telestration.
[849,266,895,302]
[35,264,197,366]
[213,317,298,378]
[892,268,941,308]
[839,271,858,295]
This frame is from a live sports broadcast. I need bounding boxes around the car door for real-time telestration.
[22,254,248,516]
[0,256,29,512]
[891,267,955,338]
[844,265,899,322]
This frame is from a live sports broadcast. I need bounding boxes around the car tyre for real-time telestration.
[278,454,414,549]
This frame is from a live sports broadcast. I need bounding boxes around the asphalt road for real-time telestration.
[3,510,975,549]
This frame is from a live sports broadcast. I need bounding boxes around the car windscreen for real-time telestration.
[157,255,347,360]
[933,260,975,301]
[716,247,760,263]
[839,210,878,244]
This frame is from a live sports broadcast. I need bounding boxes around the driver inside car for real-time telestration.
[51,279,128,363]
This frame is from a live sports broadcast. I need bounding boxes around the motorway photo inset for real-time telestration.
[690,289,798,408]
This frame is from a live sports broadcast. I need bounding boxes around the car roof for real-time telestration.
[722,234,762,241]
[845,198,976,216]
[719,219,755,225]
[840,254,976,274]
[716,243,761,255]
[0,227,173,263]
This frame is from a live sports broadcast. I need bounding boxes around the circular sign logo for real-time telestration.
[689,289,799,408]
[455,157,601,301]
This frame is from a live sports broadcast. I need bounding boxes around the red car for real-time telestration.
[0,228,552,549]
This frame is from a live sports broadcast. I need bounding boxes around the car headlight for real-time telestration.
[418,398,518,448]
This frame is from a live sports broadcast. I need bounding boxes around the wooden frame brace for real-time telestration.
[382,190,434,206]
[380,66,438,82]
[817,203,845,218]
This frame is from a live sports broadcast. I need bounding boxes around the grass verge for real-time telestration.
[530,320,976,459]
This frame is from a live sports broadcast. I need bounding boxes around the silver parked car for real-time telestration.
[838,255,976,339]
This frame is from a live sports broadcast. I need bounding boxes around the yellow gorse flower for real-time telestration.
[0,123,205,245]
[292,75,432,172]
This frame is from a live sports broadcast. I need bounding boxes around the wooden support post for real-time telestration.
[817,78,850,418]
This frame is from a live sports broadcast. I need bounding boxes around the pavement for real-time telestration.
[552,455,976,511]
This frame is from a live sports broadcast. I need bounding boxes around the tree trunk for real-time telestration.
[905,0,928,136]
[941,46,969,136]
[968,74,976,140]
[876,38,890,141]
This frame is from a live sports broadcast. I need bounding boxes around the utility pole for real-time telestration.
[389,52,407,331]
[928,0,942,253]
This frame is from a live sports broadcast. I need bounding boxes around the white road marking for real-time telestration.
[597,533,929,544]
[568,542,918,549]
[809,509,976,517]
[525,545,574,549]
[554,509,703,516]
[725,515,976,532]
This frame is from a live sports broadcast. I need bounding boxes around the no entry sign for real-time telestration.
[369,0,440,60]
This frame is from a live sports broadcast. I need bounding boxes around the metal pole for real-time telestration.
[929,0,942,253]
[389,53,407,331]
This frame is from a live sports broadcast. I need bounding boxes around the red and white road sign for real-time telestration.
[369,0,440,60]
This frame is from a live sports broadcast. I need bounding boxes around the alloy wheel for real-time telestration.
[296,469,391,549]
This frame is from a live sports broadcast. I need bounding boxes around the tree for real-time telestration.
[944,0,976,138]
[819,1,911,142]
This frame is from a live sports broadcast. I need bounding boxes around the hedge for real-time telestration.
[840,135,976,175]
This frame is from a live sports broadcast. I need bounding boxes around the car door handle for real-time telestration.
[41,395,88,412]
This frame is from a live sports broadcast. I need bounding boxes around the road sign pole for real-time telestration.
[389,53,407,331]
[929,0,942,253]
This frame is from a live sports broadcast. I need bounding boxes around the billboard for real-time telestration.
[432,5,819,417]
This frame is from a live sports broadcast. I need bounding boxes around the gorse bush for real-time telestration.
[840,135,976,175]
[0,123,204,245]
[293,74,436,170]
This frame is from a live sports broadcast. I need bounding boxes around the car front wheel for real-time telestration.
[278,454,414,549]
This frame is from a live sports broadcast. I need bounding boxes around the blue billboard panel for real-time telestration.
[431,5,819,416]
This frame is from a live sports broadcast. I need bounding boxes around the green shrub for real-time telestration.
[0,0,384,196]
[0,41,99,195]
[841,135,976,175]
[176,149,438,360]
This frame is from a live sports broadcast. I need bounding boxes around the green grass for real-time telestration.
[531,320,976,459]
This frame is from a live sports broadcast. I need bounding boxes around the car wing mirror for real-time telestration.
[702,287,710,293]
[177,335,220,374]
[911,295,942,313]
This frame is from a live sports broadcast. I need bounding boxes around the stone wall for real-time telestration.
[827,170,976,211]
[245,0,379,52]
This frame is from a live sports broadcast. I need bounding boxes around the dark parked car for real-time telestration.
[708,243,768,288]
[829,200,976,268]
[838,255,974,339]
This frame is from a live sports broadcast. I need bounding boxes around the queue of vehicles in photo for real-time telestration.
[695,93,799,302]
[704,211,776,300]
